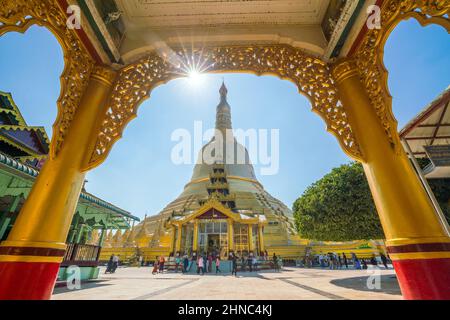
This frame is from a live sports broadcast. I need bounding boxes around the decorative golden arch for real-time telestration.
[87,45,364,169]
[0,0,95,157]
[353,0,450,152]
[0,0,449,301]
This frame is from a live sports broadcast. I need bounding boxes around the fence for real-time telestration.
[61,243,101,267]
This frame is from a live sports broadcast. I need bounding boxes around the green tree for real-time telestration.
[293,161,450,241]
[293,162,383,241]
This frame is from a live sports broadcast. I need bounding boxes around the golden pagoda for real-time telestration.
[101,83,307,262]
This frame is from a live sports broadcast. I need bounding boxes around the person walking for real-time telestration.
[247,254,253,272]
[361,259,368,270]
[351,253,361,270]
[197,255,204,275]
[152,258,159,275]
[105,254,114,274]
[328,253,334,270]
[337,254,342,269]
[319,253,325,268]
[252,255,258,272]
[183,254,189,273]
[231,255,238,277]
[380,252,389,269]
[370,255,378,268]
[276,255,282,272]
[112,254,119,273]
[189,252,197,272]
[158,255,165,273]
[215,256,221,274]
[342,253,348,269]
[208,253,213,273]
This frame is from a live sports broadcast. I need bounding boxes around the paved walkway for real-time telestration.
[52,266,402,300]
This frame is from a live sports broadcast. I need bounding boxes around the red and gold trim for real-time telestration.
[348,0,385,57]
[388,242,450,261]
[56,0,104,64]
[387,242,450,300]
[0,244,65,300]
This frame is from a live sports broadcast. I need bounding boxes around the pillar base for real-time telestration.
[0,261,60,300]
[393,258,450,300]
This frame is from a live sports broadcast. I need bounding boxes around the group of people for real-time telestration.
[149,251,280,276]
[229,252,264,276]
[152,252,222,275]
[110,250,389,275]
[350,253,390,270]
[312,252,390,270]
[105,254,120,274]
[194,253,222,275]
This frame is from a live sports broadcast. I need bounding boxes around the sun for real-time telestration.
[186,68,206,86]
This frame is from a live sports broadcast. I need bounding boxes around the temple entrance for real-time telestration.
[207,234,220,253]
[197,220,229,258]
[173,201,265,260]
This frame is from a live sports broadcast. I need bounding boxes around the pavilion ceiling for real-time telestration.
[79,0,371,64]
[117,0,330,28]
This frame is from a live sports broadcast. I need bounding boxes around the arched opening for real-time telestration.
[88,73,350,214]
[385,20,449,128]
[88,71,352,262]
[384,19,450,226]
[88,45,361,170]
[0,25,62,137]
[0,25,134,289]
[0,25,63,241]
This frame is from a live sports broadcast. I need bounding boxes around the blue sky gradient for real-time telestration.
[0,20,448,219]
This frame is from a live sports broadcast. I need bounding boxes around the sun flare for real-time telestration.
[187,68,205,86]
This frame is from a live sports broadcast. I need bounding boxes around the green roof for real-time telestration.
[0,152,139,221]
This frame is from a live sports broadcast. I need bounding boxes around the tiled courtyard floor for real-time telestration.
[52,266,402,300]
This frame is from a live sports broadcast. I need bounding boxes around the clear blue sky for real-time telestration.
[0,20,448,219]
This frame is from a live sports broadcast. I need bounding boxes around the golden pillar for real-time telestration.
[258,225,265,254]
[333,59,450,299]
[169,225,175,254]
[98,228,107,247]
[0,65,117,300]
[193,220,199,252]
[175,224,182,253]
[227,219,234,251]
[248,224,254,252]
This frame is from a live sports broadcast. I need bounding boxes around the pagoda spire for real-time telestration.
[219,80,228,101]
[215,81,232,131]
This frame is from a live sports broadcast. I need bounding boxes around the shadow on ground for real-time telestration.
[330,275,401,295]
[52,280,113,295]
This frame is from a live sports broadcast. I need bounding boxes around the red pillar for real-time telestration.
[388,243,450,300]
[0,245,65,299]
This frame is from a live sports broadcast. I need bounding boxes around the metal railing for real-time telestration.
[61,243,101,267]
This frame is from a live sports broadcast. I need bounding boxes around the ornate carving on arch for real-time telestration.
[0,0,95,157]
[355,0,450,150]
[88,45,364,168]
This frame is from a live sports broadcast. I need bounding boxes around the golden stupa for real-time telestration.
[100,83,385,263]
[102,83,306,262]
